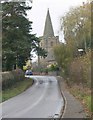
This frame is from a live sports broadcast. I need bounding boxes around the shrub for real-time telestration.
[2,72,14,90]
[11,69,24,82]
[47,63,59,72]
[69,51,91,87]
[2,69,25,90]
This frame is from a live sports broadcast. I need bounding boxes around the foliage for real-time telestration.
[2,2,31,70]
[47,63,59,71]
[61,1,91,52]
[23,59,32,71]
[54,1,91,82]
[2,1,47,71]
[53,1,91,88]
[34,43,47,58]
[69,51,91,87]
[53,44,73,76]
[23,65,28,71]
[2,69,25,90]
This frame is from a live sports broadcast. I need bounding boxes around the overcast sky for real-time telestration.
[27,0,87,37]
[27,0,87,62]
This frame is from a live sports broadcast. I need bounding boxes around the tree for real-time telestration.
[2,1,47,71]
[31,37,47,59]
[60,1,91,53]
[53,1,92,80]
[53,44,73,76]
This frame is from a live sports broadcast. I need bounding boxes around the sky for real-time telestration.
[27,0,87,37]
[27,0,87,62]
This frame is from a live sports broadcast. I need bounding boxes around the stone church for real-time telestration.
[39,9,59,67]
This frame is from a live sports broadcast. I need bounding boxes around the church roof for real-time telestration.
[43,9,54,37]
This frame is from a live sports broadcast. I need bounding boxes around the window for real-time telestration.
[51,41,53,46]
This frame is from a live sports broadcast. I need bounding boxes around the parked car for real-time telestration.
[25,70,33,75]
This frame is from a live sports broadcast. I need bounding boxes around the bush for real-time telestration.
[47,63,59,72]
[11,69,24,81]
[2,69,25,90]
[69,51,91,87]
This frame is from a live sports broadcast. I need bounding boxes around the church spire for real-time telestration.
[43,9,54,37]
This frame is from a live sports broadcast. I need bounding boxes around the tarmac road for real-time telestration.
[1,76,64,118]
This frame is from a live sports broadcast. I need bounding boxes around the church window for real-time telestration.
[51,41,53,46]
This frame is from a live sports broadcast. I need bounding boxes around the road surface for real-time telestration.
[1,76,64,118]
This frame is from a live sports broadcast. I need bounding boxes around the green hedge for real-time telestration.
[2,69,25,90]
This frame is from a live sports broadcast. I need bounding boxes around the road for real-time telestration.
[1,76,64,118]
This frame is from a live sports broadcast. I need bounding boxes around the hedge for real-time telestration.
[2,69,25,90]
[68,52,91,87]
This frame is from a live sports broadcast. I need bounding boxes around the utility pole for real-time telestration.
[83,2,87,52]
[38,42,41,73]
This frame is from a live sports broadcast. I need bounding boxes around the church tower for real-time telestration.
[39,9,59,66]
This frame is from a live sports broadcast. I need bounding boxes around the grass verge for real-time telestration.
[1,78,33,102]
[66,84,92,118]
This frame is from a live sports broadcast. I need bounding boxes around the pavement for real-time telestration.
[57,76,86,118]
